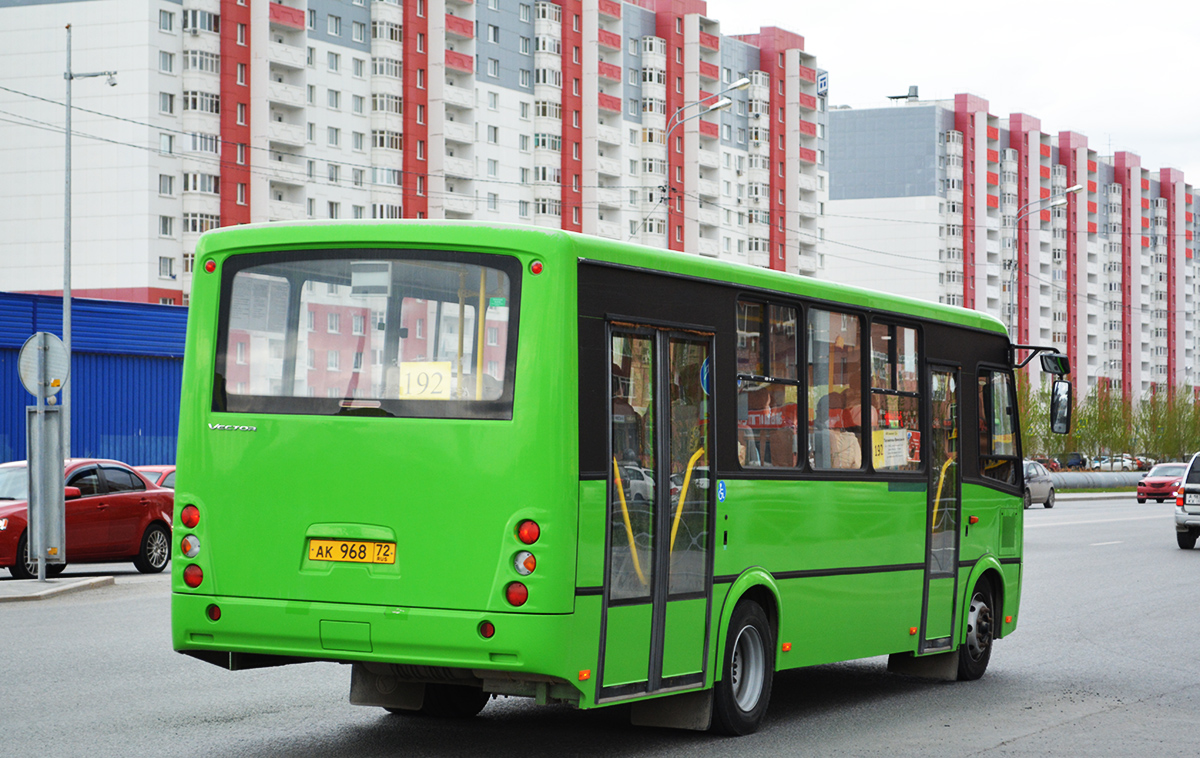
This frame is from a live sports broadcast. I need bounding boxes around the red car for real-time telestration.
[1137,462,1187,504]
[136,465,176,489]
[0,458,174,579]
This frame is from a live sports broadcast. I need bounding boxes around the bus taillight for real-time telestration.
[514,551,536,576]
[517,520,540,545]
[183,564,204,588]
[181,535,200,559]
[181,505,200,529]
[505,582,528,607]
[479,621,495,638]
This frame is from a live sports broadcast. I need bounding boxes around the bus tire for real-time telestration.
[419,684,489,718]
[957,580,995,681]
[712,599,774,735]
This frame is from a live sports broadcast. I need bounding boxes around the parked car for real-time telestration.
[619,466,655,502]
[1134,456,1156,471]
[1138,462,1186,503]
[0,458,174,579]
[1176,453,1200,549]
[1023,460,1055,509]
[1032,456,1060,472]
[1062,452,1089,470]
[136,465,176,489]
[1095,454,1136,471]
[669,466,711,504]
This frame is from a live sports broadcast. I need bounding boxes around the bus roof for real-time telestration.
[196,220,1008,337]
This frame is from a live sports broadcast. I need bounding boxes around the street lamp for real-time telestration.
[1005,183,1083,336]
[63,23,117,457]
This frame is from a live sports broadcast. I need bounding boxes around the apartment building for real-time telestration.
[0,0,829,306]
[822,93,1198,396]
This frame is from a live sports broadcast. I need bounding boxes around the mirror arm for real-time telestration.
[1011,343,1057,371]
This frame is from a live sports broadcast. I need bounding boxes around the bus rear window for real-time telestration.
[214,249,520,419]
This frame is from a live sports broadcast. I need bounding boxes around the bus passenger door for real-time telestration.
[923,365,960,652]
[600,326,713,701]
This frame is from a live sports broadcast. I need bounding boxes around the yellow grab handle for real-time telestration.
[612,456,647,586]
[670,448,707,553]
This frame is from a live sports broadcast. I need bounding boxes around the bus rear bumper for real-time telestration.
[171,592,600,706]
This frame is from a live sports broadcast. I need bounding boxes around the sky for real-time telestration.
[708,0,1200,183]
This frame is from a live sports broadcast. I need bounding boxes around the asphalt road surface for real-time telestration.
[2,496,1197,757]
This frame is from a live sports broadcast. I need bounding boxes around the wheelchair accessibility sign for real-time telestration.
[717,481,726,502]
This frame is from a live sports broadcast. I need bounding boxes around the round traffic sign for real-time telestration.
[18,332,70,399]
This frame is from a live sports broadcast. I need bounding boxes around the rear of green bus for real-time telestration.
[172,222,594,711]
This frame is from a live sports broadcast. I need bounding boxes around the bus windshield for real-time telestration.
[214,249,520,419]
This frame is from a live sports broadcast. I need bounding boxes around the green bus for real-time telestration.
[172,221,1070,734]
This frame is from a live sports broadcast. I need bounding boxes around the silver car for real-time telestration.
[1176,452,1200,549]
[1023,460,1055,509]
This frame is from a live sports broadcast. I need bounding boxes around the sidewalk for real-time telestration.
[0,576,114,603]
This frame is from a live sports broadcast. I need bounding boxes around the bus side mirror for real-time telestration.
[1049,380,1072,435]
[1040,353,1070,376]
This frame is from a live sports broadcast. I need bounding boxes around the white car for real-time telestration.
[619,466,655,502]
[1176,452,1200,549]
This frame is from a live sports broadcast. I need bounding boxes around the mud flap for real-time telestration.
[349,662,425,710]
[887,650,960,681]
[629,688,713,731]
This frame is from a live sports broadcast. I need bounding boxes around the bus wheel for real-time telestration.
[712,599,774,735]
[957,581,995,681]
[418,684,489,718]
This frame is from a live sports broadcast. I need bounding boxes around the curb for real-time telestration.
[0,576,115,603]
[1055,491,1141,501]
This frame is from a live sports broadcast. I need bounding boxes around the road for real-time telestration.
[2,497,1198,757]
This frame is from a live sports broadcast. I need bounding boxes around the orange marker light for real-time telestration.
[781,642,792,652]
[909,627,918,636]
[1005,615,1013,624]
[579,670,591,681]
[969,515,979,525]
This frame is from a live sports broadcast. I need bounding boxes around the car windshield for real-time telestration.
[0,466,29,500]
[1149,464,1186,478]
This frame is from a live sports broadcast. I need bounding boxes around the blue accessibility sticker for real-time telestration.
[716,481,727,502]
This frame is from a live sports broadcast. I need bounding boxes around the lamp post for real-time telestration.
[63,23,116,457]
[1005,183,1083,337]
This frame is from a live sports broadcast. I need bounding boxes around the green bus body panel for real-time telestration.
[602,604,652,688]
[171,221,1021,710]
[925,578,955,639]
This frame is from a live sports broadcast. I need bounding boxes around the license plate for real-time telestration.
[1187,494,1200,505]
[308,539,396,564]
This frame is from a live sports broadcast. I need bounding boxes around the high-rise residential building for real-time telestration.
[0,0,829,306]
[823,93,1198,397]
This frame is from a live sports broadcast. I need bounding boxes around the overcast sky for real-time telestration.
[709,0,1200,183]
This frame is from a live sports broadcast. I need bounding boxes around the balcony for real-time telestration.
[597,187,621,207]
[698,238,719,257]
[598,61,622,81]
[599,0,621,19]
[697,205,719,227]
[697,178,718,198]
[796,254,819,274]
[598,92,622,113]
[596,123,621,145]
[444,155,474,178]
[267,81,305,108]
[798,65,817,83]
[798,119,817,137]
[798,93,816,111]
[697,149,719,168]
[598,29,622,50]
[269,3,305,31]
[797,147,816,163]
[445,13,473,38]
[443,82,474,108]
[445,120,474,144]
[796,200,818,217]
[269,199,305,221]
[267,120,306,146]
[446,50,474,74]
[597,156,620,176]
[797,173,817,191]
[263,157,306,185]
[699,31,720,51]
[699,60,719,81]
[597,220,621,239]
[698,120,719,139]
[268,42,306,69]
[444,190,476,215]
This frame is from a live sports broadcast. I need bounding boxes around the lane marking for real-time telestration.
[1090,541,1123,546]
[1026,515,1165,528]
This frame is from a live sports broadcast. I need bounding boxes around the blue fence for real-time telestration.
[0,292,187,465]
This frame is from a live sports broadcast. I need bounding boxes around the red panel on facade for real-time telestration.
[986,171,998,185]
[699,60,719,80]
[986,125,999,140]
[1188,194,1194,205]
[1040,188,1051,198]
[797,119,816,136]
[797,147,816,163]
[1088,160,1097,173]
[1088,180,1097,193]
[1040,210,1050,222]
[1189,230,1195,240]
[559,0,582,233]
[1141,179,1150,190]
[403,0,428,219]
[698,119,718,138]
[798,93,816,110]
[445,14,474,38]
[1087,201,1097,214]
[1188,212,1195,222]
[597,61,621,80]
[445,50,474,73]
[1141,236,1149,246]
[219,0,251,227]
[986,149,999,163]
[1088,221,1097,233]
[597,28,621,49]
[1039,165,1051,179]
[1141,216,1150,228]
[597,92,622,112]
[797,65,816,82]
[269,3,305,29]
[699,31,719,50]
[1141,197,1150,209]
[598,0,621,18]
[1039,144,1051,157]
[986,194,998,208]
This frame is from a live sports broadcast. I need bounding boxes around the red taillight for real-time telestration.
[206,604,221,621]
[530,261,544,275]
[505,582,528,606]
[183,564,204,588]
[204,260,216,274]
[1177,489,1186,508]
[517,520,540,545]
[181,505,200,529]
[479,621,495,638]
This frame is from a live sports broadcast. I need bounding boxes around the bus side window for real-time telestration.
[736,301,798,468]
[978,370,1017,484]
[869,323,921,472]
[807,308,862,471]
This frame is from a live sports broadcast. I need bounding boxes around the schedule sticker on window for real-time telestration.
[398,362,453,399]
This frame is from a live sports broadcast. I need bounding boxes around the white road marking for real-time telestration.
[1090,541,1123,546]
[1026,515,1164,528]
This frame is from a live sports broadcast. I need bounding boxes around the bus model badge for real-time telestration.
[208,423,257,432]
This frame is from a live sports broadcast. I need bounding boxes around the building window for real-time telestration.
[327,350,340,371]
[353,94,365,114]
[237,102,246,125]
[237,144,246,165]
[307,9,315,29]
[328,15,341,36]
[328,312,341,334]
[237,23,246,45]
[328,127,340,146]
[328,164,340,183]
[159,216,174,237]
[328,89,341,109]
[159,10,174,32]
[488,193,498,211]
[159,134,174,154]
[159,257,175,278]
[159,93,174,114]
[353,58,365,78]
[488,24,500,43]
[158,174,174,196]
[237,183,247,205]
[159,51,174,73]
[237,63,246,85]
[328,52,340,72]
[417,32,425,52]
[488,125,499,144]
[519,69,531,88]
[352,21,366,42]
[488,58,500,78]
